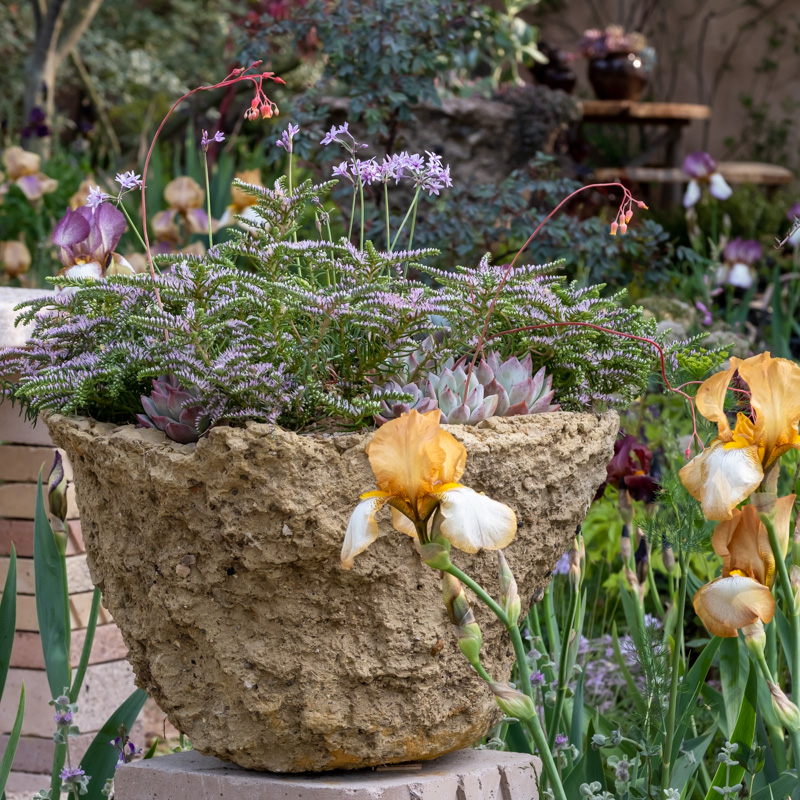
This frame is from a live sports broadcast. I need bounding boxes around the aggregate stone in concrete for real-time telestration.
[115,749,541,800]
[48,411,617,771]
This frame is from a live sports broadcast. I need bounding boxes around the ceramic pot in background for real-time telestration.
[588,52,649,101]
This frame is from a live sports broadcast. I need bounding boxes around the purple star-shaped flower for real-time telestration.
[115,170,142,190]
[201,129,225,152]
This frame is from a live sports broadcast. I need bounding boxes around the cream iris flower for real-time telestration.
[341,409,517,569]
[680,352,800,520]
[693,498,793,637]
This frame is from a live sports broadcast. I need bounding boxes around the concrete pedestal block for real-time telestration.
[115,749,541,800]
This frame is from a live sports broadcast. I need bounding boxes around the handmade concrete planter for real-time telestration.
[45,410,618,773]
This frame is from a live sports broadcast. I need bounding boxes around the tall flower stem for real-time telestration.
[542,580,559,665]
[443,563,567,800]
[390,185,421,252]
[548,587,578,748]
[203,153,214,251]
[661,539,687,792]
[761,513,800,705]
[117,202,151,260]
[753,646,800,768]
[384,184,392,252]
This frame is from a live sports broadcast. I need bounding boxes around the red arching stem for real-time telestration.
[458,182,707,453]
[139,63,283,313]
[485,320,704,453]
[463,182,638,400]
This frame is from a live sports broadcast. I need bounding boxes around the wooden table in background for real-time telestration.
[578,100,712,206]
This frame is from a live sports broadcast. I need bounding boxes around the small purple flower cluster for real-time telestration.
[276,123,300,153]
[333,150,452,197]
[201,129,225,152]
[85,171,143,212]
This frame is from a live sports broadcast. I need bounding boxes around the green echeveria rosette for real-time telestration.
[375,350,561,426]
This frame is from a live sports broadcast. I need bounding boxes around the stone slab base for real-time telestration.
[115,749,541,800]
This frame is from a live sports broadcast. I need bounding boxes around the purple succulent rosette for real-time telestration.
[52,203,127,276]
[137,376,210,443]
[682,151,732,208]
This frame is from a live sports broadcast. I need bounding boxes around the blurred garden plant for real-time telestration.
[0,453,147,800]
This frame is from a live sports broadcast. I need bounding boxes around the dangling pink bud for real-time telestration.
[636,200,649,209]
[610,221,619,236]
[620,223,628,235]
[625,210,633,223]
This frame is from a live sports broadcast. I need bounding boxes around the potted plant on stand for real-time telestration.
[1,64,694,796]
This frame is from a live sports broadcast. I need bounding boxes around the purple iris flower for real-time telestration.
[717,237,762,289]
[723,237,761,266]
[52,204,132,282]
[682,151,732,207]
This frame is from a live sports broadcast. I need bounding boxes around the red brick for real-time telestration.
[0,404,53,446]
[0,483,79,520]
[0,519,84,557]
[0,445,72,483]
[10,624,128,670]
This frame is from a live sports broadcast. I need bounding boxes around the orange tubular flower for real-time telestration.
[341,409,517,569]
[693,497,794,637]
[680,353,800,520]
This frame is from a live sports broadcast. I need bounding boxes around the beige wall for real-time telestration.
[527,0,800,169]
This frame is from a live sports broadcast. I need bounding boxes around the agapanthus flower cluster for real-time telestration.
[84,171,143,212]
[331,150,453,197]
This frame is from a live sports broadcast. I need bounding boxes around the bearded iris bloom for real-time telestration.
[341,409,517,569]
[680,352,800,520]
[693,499,793,637]
[682,151,732,208]
[151,176,220,243]
[0,146,58,202]
[716,238,762,289]
[52,203,134,282]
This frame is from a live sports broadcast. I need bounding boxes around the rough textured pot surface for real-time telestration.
[46,411,618,773]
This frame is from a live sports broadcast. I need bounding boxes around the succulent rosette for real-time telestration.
[375,350,560,426]
[682,151,732,208]
[52,203,134,283]
[137,376,210,444]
